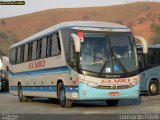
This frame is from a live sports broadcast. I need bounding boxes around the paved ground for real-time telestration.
[0,92,160,114]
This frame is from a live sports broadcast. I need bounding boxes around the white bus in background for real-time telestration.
[9,21,147,108]
[0,56,9,92]
[137,44,160,95]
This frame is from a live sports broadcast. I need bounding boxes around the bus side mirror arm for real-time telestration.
[71,34,81,52]
[134,36,148,68]
[134,36,148,54]
[71,33,81,73]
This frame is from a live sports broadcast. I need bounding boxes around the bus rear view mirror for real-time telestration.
[134,36,148,54]
[71,33,81,52]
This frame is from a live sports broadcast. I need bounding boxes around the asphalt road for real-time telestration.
[0,92,160,114]
[0,92,160,120]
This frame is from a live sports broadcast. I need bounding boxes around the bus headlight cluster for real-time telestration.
[79,79,98,87]
[79,79,85,83]
[85,82,98,87]
[129,81,138,86]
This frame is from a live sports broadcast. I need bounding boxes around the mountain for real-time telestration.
[0,2,160,55]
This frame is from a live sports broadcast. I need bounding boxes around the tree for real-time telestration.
[151,24,160,44]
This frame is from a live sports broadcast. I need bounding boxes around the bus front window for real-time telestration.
[79,32,138,77]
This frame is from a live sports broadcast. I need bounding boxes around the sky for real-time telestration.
[0,0,160,18]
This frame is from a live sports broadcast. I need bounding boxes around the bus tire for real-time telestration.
[106,100,119,106]
[58,83,72,108]
[148,80,159,96]
[18,84,28,102]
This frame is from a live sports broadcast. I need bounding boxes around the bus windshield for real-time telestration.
[79,32,138,77]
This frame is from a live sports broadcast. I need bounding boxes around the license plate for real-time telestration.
[109,92,119,96]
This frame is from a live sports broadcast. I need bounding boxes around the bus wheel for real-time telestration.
[18,84,28,102]
[58,83,72,108]
[148,80,159,96]
[106,100,119,106]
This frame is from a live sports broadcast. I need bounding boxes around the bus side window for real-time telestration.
[15,48,18,64]
[158,51,160,64]
[154,51,158,64]
[28,42,33,61]
[32,41,37,60]
[51,32,61,56]
[47,35,52,57]
[138,52,144,69]
[20,45,25,63]
[9,49,16,64]
[41,37,47,58]
[148,50,158,65]
[17,47,21,64]
[24,44,28,62]
[37,39,42,59]
[148,51,153,65]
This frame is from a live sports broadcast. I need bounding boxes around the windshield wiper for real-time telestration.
[98,50,128,77]
[98,57,111,76]
[111,51,128,76]
[98,38,128,77]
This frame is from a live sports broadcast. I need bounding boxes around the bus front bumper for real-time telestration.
[75,83,140,100]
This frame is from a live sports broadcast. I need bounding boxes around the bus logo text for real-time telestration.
[28,60,45,69]
[101,79,131,84]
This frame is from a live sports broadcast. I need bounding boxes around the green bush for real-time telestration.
[0,32,8,39]
[115,20,124,25]
[151,24,160,44]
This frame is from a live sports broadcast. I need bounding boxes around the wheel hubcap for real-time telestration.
[150,84,157,93]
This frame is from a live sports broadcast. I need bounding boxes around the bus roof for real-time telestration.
[10,21,130,49]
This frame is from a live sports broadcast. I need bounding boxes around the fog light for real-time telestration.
[72,92,78,98]
[82,90,87,95]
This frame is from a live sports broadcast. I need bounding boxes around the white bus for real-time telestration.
[137,44,160,95]
[9,21,147,107]
[0,56,9,92]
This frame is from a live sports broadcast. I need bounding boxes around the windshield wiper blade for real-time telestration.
[112,51,128,76]
[98,57,110,76]
[98,48,128,77]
